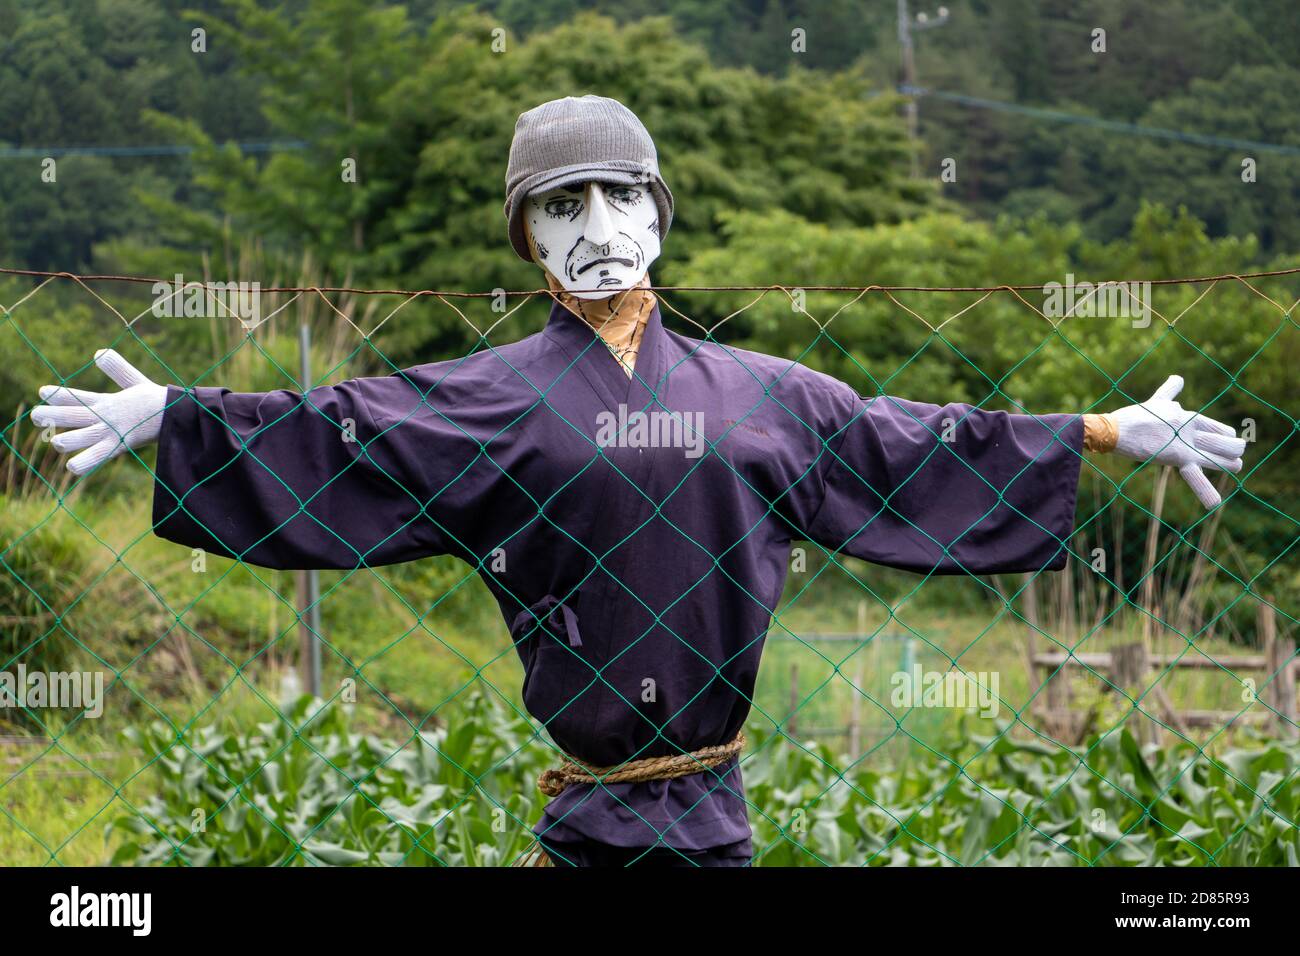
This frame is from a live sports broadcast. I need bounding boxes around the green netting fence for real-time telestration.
[0,267,1297,866]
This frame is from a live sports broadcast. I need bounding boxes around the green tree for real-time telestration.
[113,9,936,361]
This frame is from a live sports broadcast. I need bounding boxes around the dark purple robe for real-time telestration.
[151,300,1084,851]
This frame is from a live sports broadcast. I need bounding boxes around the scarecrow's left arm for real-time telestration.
[793,375,1244,576]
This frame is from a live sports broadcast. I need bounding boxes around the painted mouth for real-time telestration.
[575,256,637,276]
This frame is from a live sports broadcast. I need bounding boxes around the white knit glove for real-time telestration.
[1110,375,1245,509]
[31,350,168,476]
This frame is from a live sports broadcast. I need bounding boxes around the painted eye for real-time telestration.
[606,186,643,205]
[544,197,582,219]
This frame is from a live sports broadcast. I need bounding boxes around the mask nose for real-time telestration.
[580,183,617,247]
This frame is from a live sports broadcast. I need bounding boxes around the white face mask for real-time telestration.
[525,181,661,299]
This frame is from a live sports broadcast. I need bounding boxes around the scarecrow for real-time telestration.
[32,95,1246,867]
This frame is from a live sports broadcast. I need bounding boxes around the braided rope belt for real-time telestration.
[514,841,554,867]
[512,733,746,867]
[537,732,746,797]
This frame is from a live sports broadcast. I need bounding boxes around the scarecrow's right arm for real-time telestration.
[33,349,448,571]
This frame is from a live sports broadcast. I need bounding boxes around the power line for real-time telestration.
[900,85,1300,157]
[8,90,1298,164]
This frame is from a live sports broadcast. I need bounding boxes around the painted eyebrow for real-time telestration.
[531,186,584,202]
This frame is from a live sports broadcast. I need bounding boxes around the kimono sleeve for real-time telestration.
[151,375,450,571]
[801,388,1085,575]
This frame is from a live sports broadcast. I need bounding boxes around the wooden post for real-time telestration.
[788,663,799,740]
[1026,571,1071,738]
[1140,467,1171,649]
[1043,660,1070,740]
[297,320,322,697]
[1261,603,1298,738]
[1021,572,1041,701]
[1281,657,1300,739]
[1137,468,1173,745]
[849,661,863,758]
[849,601,866,757]
[1111,642,1152,743]
[1058,557,1076,643]
[1111,643,1148,688]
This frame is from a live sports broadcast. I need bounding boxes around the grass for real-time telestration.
[1,482,1295,864]
[11,688,1292,867]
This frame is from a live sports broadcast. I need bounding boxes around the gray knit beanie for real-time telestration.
[504,95,674,262]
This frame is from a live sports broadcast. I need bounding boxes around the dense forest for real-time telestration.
[2,0,1298,277]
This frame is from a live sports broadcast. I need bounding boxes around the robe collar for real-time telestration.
[542,296,667,412]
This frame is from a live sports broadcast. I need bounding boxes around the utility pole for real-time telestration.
[897,0,950,177]
[297,320,323,698]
